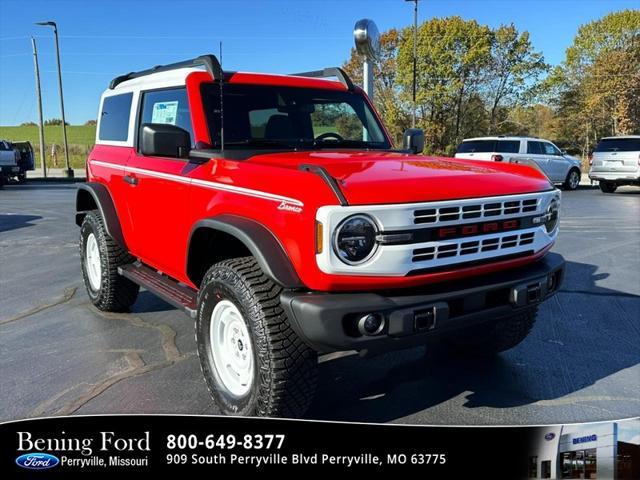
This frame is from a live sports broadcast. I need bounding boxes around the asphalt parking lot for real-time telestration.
[1,183,639,424]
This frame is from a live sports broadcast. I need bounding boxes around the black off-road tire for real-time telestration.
[599,181,617,193]
[79,210,139,311]
[444,306,538,356]
[196,256,317,418]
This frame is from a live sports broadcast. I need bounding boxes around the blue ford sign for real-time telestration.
[15,452,60,470]
[544,433,556,441]
[573,434,597,445]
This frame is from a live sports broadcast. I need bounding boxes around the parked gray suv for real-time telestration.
[589,136,640,193]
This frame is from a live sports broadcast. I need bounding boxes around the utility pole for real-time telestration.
[36,21,73,178]
[405,0,419,128]
[31,37,47,178]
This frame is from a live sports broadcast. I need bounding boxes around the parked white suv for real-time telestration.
[455,136,583,190]
[588,136,640,193]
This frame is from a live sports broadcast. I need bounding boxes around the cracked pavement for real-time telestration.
[0,183,638,424]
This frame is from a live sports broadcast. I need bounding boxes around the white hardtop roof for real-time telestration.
[108,66,204,92]
[105,66,340,95]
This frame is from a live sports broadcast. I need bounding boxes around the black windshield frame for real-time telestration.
[200,82,392,151]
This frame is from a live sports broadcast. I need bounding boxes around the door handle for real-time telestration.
[123,174,138,185]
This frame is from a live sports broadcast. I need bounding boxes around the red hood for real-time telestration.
[247,150,553,205]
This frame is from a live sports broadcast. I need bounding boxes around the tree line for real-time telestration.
[342,10,639,157]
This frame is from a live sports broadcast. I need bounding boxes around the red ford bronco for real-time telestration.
[76,54,564,418]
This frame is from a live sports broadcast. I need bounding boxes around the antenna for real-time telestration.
[219,41,224,153]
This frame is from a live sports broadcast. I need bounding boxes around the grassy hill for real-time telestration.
[0,125,96,169]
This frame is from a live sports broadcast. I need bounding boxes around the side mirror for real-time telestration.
[402,128,424,154]
[140,123,190,158]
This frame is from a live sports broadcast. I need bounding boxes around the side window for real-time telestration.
[497,140,520,154]
[99,93,133,141]
[139,88,193,146]
[543,142,561,156]
[527,141,542,155]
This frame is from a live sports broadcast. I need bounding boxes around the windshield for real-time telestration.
[594,138,640,152]
[200,83,390,150]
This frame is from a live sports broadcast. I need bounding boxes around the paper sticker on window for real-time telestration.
[151,101,179,125]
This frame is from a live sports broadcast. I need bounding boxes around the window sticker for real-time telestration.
[151,101,179,125]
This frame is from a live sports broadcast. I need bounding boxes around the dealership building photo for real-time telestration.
[529,419,640,479]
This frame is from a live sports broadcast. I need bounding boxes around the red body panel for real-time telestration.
[89,71,555,292]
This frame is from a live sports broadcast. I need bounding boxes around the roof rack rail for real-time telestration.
[109,54,223,89]
[290,67,354,91]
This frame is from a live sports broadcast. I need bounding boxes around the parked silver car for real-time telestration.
[455,136,583,190]
[588,135,640,193]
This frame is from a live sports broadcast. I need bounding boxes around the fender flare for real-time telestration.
[188,214,303,289]
[75,182,127,250]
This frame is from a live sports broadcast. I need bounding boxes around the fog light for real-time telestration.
[357,313,385,336]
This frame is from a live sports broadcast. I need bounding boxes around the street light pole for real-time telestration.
[36,21,73,178]
[30,37,47,178]
[405,0,419,128]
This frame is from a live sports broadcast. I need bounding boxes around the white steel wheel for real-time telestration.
[209,300,254,398]
[85,232,102,291]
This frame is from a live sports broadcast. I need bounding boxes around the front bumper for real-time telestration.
[281,252,565,354]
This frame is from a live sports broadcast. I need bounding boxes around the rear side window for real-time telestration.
[496,140,520,154]
[456,140,496,153]
[595,138,640,152]
[99,93,133,141]
[139,88,193,145]
[527,141,543,154]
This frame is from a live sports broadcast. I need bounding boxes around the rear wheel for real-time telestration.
[196,256,317,418]
[599,181,617,193]
[80,210,139,311]
[444,306,538,356]
[563,168,580,190]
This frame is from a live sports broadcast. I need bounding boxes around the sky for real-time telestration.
[0,0,638,125]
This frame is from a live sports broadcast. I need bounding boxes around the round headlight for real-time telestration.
[333,214,379,265]
[544,199,560,233]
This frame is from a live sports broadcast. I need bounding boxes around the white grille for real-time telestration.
[412,232,536,263]
[414,198,539,224]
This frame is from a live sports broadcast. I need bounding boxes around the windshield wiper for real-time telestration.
[312,139,383,149]
[224,139,299,148]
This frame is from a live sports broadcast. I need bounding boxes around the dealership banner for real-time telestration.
[2,415,638,478]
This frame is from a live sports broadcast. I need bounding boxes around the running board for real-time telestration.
[118,263,197,318]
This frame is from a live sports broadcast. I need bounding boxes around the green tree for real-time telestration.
[397,16,492,153]
[485,24,548,133]
[545,10,640,152]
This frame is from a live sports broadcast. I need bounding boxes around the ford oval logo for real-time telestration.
[545,433,556,441]
[15,452,60,470]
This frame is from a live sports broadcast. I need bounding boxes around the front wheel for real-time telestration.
[196,257,317,418]
[444,306,538,356]
[599,181,618,193]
